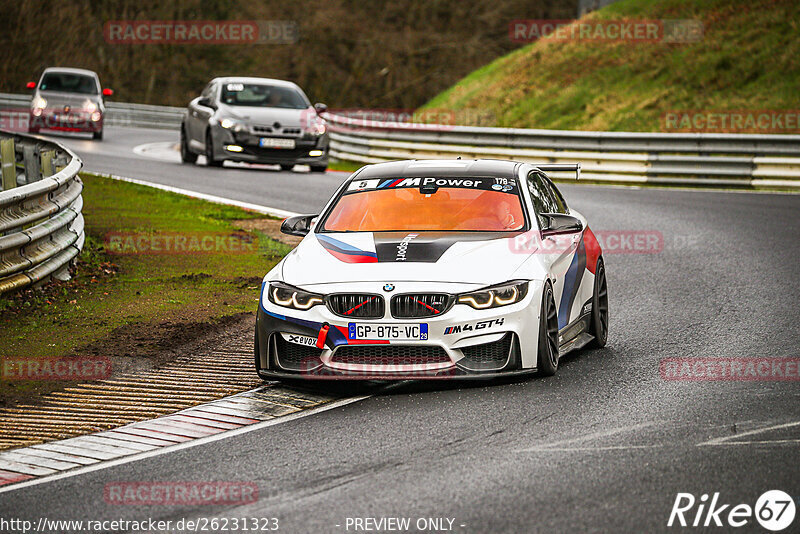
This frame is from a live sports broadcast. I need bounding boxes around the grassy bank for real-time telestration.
[0,173,292,403]
[422,0,800,132]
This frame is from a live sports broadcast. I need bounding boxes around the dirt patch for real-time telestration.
[235,218,303,247]
[0,312,254,409]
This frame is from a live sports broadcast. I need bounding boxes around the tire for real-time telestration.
[205,130,223,167]
[537,282,560,376]
[92,129,103,141]
[310,165,328,173]
[180,127,197,164]
[279,164,294,171]
[588,257,609,348]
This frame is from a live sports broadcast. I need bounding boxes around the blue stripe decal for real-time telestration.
[558,254,579,329]
[317,234,378,258]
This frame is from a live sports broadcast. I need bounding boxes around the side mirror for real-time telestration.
[281,214,317,237]
[198,97,216,110]
[26,81,36,90]
[102,88,114,97]
[314,102,328,114]
[540,213,583,237]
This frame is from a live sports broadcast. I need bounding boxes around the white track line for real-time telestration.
[697,420,800,447]
[0,396,367,495]
[515,422,656,453]
[92,172,300,219]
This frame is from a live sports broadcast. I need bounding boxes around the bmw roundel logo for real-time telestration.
[383,283,395,292]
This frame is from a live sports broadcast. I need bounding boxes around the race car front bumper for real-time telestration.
[255,280,544,380]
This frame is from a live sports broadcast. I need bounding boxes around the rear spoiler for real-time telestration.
[533,163,581,181]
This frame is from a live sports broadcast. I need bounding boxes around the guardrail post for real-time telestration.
[0,137,15,191]
[40,149,55,177]
[22,144,40,183]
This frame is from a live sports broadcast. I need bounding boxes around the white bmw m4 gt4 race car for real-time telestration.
[255,159,608,379]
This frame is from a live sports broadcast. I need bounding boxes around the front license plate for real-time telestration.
[259,137,295,149]
[348,323,428,341]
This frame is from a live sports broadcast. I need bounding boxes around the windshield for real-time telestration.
[321,177,526,232]
[40,73,98,94]
[220,83,308,109]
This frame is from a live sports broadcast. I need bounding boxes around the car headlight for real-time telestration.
[220,118,247,133]
[304,117,327,136]
[85,101,97,113]
[32,96,46,109]
[457,280,529,310]
[266,282,323,311]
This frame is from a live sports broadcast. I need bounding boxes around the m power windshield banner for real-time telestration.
[345,176,519,194]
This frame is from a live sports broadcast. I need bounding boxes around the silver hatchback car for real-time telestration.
[27,67,113,140]
[181,77,329,172]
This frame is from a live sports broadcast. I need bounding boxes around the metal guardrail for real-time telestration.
[0,92,183,130]
[2,91,799,187]
[0,131,84,294]
[323,113,800,188]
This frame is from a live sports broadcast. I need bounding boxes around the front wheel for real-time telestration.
[310,165,327,173]
[588,257,609,348]
[181,127,197,163]
[92,129,103,141]
[205,130,223,167]
[537,282,560,376]
[279,164,294,171]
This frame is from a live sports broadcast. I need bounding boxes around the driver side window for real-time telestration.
[527,171,556,226]
[540,174,568,214]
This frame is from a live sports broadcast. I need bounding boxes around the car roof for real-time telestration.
[350,159,522,181]
[211,77,301,89]
[41,67,99,78]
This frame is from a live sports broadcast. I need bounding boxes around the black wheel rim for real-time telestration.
[546,288,559,368]
[596,262,609,341]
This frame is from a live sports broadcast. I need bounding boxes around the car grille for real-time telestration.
[273,335,322,371]
[252,125,302,136]
[240,146,315,159]
[326,294,384,319]
[458,333,513,371]
[391,293,453,318]
[331,345,450,366]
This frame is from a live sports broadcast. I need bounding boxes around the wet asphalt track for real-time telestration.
[1,126,798,533]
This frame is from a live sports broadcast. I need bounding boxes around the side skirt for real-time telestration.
[557,300,595,356]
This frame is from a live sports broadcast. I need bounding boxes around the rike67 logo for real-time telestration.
[668,490,796,531]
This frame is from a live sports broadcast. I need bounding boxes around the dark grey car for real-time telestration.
[180,77,329,172]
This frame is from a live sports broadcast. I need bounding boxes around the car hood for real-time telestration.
[221,105,310,127]
[37,91,101,108]
[280,231,532,287]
